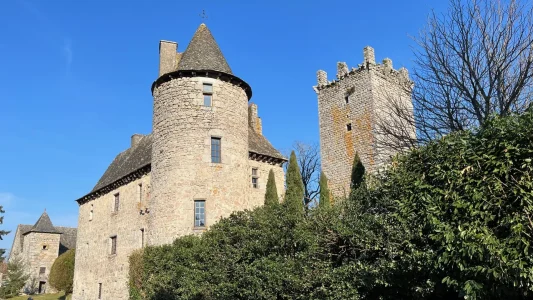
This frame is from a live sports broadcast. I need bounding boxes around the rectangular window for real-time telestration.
[194,200,206,227]
[138,183,143,203]
[140,229,145,248]
[347,123,352,131]
[110,236,117,255]
[113,193,120,212]
[39,267,46,275]
[203,83,213,106]
[211,137,221,163]
[345,95,349,104]
[252,168,259,188]
[98,283,102,299]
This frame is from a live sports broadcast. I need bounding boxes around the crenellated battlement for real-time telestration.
[314,46,411,92]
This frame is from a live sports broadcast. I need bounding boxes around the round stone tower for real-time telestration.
[148,24,252,246]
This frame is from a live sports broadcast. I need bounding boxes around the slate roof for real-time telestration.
[15,223,77,255]
[91,134,152,192]
[24,211,60,234]
[177,23,233,74]
[85,129,285,199]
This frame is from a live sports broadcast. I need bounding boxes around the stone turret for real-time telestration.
[314,46,414,197]
[149,23,252,246]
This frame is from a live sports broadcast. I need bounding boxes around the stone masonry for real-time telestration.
[72,24,286,300]
[314,46,414,197]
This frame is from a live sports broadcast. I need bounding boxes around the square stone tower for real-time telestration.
[314,46,414,197]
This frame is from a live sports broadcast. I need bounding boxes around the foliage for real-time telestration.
[131,111,533,299]
[0,256,29,298]
[350,152,365,191]
[129,249,144,300]
[318,171,330,208]
[380,109,533,298]
[284,151,304,213]
[49,250,75,295]
[264,169,279,207]
[0,206,9,259]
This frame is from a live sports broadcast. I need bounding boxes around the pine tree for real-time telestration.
[264,169,279,207]
[284,151,305,212]
[0,206,10,259]
[0,256,29,298]
[319,171,331,208]
[350,152,365,190]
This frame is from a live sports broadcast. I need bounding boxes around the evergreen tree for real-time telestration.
[319,171,331,208]
[284,151,304,212]
[264,169,279,207]
[350,152,365,191]
[0,206,10,259]
[0,256,29,298]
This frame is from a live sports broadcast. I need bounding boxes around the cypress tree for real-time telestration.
[264,169,279,207]
[350,152,365,190]
[284,151,305,212]
[319,171,331,208]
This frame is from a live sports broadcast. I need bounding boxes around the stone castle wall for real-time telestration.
[316,47,413,197]
[72,174,151,300]
[148,76,250,246]
[247,159,285,206]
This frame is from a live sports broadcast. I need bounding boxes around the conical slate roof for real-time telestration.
[24,211,60,234]
[177,23,233,74]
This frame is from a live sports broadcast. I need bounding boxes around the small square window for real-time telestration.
[110,236,117,255]
[113,193,120,212]
[211,137,221,163]
[194,200,206,227]
[347,123,352,131]
[42,245,48,250]
[39,267,46,275]
[203,83,213,94]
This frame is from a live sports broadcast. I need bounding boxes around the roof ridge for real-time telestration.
[25,211,60,234]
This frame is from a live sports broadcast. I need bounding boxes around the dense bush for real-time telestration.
[49,249,75,295]
[130,110,533,299]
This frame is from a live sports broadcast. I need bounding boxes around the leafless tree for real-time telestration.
[377,0,533,148]
[286,141,321,207]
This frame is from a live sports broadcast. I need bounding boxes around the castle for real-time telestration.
[8,211,77,294]
[70,23,412,300]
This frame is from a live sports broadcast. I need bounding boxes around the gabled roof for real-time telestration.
[177,23,233,74]
[78,129,286,203]
[24,211,59,235]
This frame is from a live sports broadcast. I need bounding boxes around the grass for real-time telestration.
[10,292,71,300]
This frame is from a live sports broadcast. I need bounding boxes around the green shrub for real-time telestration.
[49,250,75,294]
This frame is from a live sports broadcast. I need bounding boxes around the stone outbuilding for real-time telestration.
[8,211,77,294]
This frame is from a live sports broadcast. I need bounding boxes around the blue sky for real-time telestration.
[0,0,448,254]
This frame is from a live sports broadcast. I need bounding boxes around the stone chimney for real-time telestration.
[131,134,144,148]
[159,40,177,77]
[336,62,349,79]
[363,46,375,65]
[248,103,262,135]
[317,70,328,86]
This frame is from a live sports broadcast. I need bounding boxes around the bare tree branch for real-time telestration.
[377,0,533,149]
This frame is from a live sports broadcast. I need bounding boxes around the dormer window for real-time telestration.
[203,83,213,106]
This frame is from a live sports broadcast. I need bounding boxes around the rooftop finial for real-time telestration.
[199,9,208,22]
